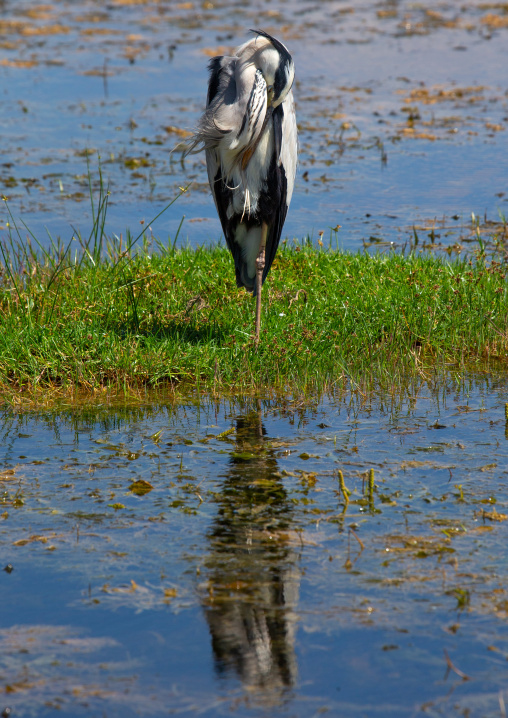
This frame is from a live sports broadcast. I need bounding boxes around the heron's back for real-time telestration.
[205,55,297,293]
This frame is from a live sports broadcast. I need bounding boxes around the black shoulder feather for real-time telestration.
[207,56,223,106]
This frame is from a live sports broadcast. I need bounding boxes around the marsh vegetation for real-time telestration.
[1,191,507,404]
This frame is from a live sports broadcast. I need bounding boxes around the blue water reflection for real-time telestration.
[2,378,508,715]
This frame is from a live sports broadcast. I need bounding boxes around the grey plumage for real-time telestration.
[184,30,297,296]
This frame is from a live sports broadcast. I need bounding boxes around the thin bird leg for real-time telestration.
[255,223,268,346]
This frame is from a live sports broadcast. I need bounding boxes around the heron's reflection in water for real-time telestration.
[202,408,300,702]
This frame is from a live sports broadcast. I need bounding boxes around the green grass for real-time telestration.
[1,225,507,404]
[1,176,507,404]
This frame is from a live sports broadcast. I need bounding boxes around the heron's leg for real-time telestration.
[255,223,268,346]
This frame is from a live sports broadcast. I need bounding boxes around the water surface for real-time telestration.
[1,0,507,250]
[2,378,508,716]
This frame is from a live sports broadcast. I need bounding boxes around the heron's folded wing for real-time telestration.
[205,149,245,278]
[262,94,297,285]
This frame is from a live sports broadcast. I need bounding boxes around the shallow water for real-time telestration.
[2,3,508,715]
[1,0,507,251]
[2,377,508,716]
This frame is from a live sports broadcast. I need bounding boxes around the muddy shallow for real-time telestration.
[1,0,507,251]
[2,377,508,716]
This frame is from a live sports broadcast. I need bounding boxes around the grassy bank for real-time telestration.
[1,213,507,404]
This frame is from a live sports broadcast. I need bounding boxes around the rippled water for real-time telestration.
[1,0,507,250]
[2,378,508,716]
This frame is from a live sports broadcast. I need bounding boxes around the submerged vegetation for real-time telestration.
[0,188,507,404]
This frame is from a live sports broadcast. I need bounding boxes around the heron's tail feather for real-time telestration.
[233,251,268,297]
[235,264,256,295]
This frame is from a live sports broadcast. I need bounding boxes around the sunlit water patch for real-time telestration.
[2,377,508,716]
[0,0,507,252]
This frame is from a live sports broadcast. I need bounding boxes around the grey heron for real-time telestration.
[184,29,297,345]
